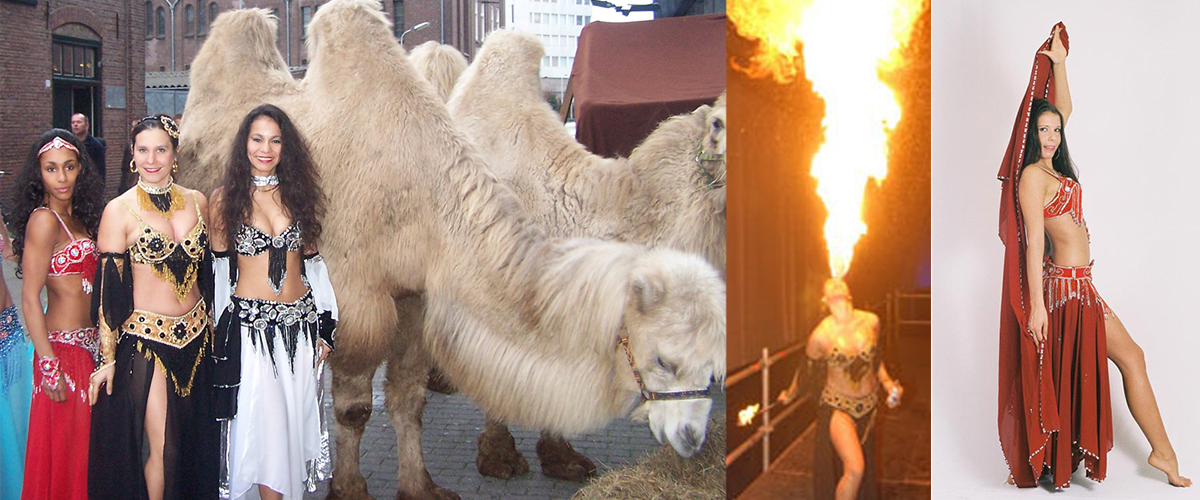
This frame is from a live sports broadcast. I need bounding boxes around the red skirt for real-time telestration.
[21,332,96,500]
[1003,262,1113,488]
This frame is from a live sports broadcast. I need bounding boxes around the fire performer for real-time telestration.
[782,278,902,500]
[997,24,1190,488]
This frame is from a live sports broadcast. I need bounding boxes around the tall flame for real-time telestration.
[731,0,922,277]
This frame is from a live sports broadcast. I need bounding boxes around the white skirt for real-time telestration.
[226,293,330,499]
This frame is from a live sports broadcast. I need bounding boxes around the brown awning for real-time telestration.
[567,13,725,159]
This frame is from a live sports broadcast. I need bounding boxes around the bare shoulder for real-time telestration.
[178,185,209,214]
[855,309,880,326]
[1019,164,1054,187]
[24,208,60,237]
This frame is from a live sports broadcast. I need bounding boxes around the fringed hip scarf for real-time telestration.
[47,327,100,364]
[820,387,879,421]
[1043,259,1114,319]
[0,304,27,392]
[119,299,209,397]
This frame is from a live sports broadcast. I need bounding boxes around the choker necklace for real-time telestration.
[137,177,185,219]
[252,175,279,187]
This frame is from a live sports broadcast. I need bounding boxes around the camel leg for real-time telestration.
[536,432,597,482]
[328,363,377,500]
[476,416,530,478]
[385,314,460,500]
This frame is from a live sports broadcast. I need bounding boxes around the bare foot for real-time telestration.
[1149,450,1192,487]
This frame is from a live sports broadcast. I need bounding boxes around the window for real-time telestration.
[209,2,219,31]
[198,3,208,36]
[145,2,154,39]
[156,7,166,38]
[52,40,98,79]
[392,1,404,39]
[585,16,591,23]
[185,4,195,36]
[576,15,583,26]
[302,6,312,37]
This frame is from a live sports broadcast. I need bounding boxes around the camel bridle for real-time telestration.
[617,335,712,402]
[695,146,726,190]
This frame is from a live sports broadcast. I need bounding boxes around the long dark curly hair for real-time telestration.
[222,104,325,247]
[1023,98,1078,181]
[7,129,105,276]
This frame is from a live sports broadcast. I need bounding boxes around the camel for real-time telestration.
[175,2,726,499]
[408,41,468,103]
[432,31,727,480]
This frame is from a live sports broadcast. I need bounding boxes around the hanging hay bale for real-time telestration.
[572,415,726,500]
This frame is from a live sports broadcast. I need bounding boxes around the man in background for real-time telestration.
[70,113,107,182]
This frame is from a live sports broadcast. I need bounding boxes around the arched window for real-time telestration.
[185,4,195,36]
[210,2,219,29]
[145,2,154,39]
[156,7,166,38]
[197,3,207,36]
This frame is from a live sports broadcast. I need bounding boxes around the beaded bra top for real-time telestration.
[234,221,302,295]
[828,341,876,383]
[1040,168,1086,228]
[35,208,98,293]
[119,194,208,302]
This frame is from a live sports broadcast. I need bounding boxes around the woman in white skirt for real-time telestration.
[209,104,336,499]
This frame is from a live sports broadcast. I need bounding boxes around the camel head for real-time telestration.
[622,249,726,458]
[703,92,726,163]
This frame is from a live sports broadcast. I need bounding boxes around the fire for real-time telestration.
[738,403,760,427]
[731,0,923,277]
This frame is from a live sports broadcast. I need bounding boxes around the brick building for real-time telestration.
[145,0,504,115]
[0,0,146,202]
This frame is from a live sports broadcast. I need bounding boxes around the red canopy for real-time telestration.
[566,13,726,159]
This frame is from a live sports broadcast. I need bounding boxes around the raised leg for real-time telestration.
[536,432,597,482]
[828,410,864,500]
[328,363,377,500]
[386,299,460,500]
[476,417,529,478]
[1104,314,1192,487]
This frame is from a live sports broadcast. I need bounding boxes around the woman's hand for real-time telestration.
[43,374,67,403]
[317,341,332,364]
[884,379,904,409]
[1026,306,1048,347]
[1039,25,1067,64]
[89,364,115,406]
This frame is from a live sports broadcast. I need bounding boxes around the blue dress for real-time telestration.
[0,304,32,500]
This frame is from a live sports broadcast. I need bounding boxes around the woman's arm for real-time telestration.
[208,187,226,252]
[22,209,65,402]
[0,222,15,262]
[1018,168,1050,345]
[88,201,131,405]
[1040,25,1071,124]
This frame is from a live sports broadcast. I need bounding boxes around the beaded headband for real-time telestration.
[138,115,180,140]
[37,136,79,157]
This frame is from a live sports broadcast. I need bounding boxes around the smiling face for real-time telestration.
[246,115,282,177]
[1035,111,1062,161]
[132,128,176,186]
[40,146,80,205]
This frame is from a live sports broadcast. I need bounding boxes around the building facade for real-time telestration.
[144,0,503,115]
[507,0,591,97]
[0,0,147,201]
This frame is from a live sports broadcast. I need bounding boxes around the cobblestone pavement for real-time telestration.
[305,370,727,500]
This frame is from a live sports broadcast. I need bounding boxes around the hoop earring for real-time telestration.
[172,161,178,173]
[130,159,137,172]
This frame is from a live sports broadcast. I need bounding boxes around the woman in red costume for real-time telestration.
[12,129,104,499]
[997,24,1190,489]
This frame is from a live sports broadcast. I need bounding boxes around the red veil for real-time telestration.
[995,22,1087,487]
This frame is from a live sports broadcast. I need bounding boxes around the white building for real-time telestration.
[507,0,593,98]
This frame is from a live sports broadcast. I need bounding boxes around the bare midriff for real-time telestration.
[233,251,309,303]
[1044,215,1090,267]
[44,275,94,331]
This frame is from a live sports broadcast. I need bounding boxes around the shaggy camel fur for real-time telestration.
[435,31,727,480]
[177,2,726,499]
[409,41,468,103]
[447,30,727,275]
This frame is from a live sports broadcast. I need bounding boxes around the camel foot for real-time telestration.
[537,434,597,482]
[326,475,374,500]
[476,424,530,478]
[1149,450,1192,487]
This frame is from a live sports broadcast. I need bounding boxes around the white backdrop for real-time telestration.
[933,2,1200,498]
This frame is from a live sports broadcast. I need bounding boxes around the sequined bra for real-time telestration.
[234,221,302,295]
[119,194,208,302]
[1041,169,1085,227]
[36,208,98,293]
[828,342,876,383]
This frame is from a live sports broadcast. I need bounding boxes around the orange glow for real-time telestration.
[738,403,760,427]
[730,0,922,277]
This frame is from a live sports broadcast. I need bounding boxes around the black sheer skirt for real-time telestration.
[87,319,219,499]
[814,403,879,500]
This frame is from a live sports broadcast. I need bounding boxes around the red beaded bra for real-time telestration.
[36,207,98,293]
[1040,168,1085,227]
